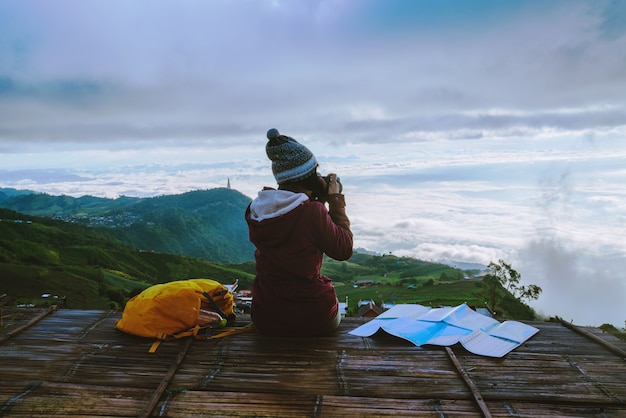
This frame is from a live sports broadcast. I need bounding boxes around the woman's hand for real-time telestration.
[326,173,341,194]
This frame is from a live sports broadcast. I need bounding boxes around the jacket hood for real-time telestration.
[248,189,309,222]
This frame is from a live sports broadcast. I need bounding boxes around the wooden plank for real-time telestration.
[157,390,482,417]
[138,337,194,418]
[0,381,152,417]
[489,400,626,417]
[174,339,469,400]
[2,312,626,417]
[157,390,321,417]
[560,320,626,360]
[454,350,626,405]
[445,347,491,417]
[0,306,57,343]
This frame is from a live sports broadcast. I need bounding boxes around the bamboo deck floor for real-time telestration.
[1,306,625,417]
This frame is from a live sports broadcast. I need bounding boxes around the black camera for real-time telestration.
[309,173,343,202]
[326,174,343,194]
[317,173,343,195]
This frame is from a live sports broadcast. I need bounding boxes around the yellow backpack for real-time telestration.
[115,278,236,341]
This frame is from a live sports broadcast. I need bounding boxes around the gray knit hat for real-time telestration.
[266,128,317,185]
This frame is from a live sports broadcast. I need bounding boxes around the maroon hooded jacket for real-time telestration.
[245,189,353,336]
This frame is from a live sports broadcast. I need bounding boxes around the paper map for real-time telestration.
[349,303,539,357]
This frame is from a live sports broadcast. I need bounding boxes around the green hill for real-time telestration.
[323,254,535,319]
[0,189,140,216]
[0,188,255,263]
[0,208,253,309]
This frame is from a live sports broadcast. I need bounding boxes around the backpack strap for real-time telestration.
[147,324,256,353]
[149,340,162,353]
[202,291,227,318]
[206,324,256,340]
[148,325,203,353]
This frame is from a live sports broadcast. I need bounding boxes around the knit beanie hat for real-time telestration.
[266,128,317,185]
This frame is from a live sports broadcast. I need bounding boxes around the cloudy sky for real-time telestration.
[1,0,625,327]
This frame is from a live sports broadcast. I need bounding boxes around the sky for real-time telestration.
[1,0,625,327]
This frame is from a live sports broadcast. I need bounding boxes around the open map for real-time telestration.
[349,303,539,357]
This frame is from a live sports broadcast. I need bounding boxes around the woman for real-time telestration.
[245,128,353,336]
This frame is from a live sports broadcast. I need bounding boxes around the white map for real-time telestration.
[349,303,539,357]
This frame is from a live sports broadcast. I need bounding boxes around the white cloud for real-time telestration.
[520,237,626,327]
[1,0,626,150]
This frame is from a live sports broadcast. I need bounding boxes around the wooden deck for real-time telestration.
[1,306,625,417]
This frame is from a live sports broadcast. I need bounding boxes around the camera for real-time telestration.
[315,173,342,198]
[325,174,343,194]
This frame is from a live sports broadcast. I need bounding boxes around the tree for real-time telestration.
[483,259,542,313]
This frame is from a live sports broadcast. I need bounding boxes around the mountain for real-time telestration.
[0,188,255,263]
[0,189,140,216]
[0,187,35,202]
[0,207,255,309]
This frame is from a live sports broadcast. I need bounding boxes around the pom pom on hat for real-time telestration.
[265,128,317,185]
[267,128,280,141]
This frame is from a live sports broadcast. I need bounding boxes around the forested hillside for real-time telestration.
[0,208,253,309]
[0,188,255,263]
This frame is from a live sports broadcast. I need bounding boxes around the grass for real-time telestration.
[335,280,486,313]
[599,323,626,342]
